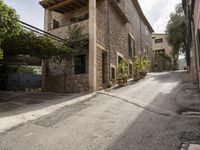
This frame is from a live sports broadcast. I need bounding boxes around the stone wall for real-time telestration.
[44,49,89,93]
[43,0,153,92]
[96,0,153,90]
[193,0,200,87]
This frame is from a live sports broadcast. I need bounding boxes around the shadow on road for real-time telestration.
[0,91,89,117]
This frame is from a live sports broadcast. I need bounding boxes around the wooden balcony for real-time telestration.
[48,19,89,39]
[40,0,89,14]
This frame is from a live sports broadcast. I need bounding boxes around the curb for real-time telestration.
[0,92,96,133]
[98,91,177,117]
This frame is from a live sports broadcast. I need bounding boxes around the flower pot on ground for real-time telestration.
[117,60,129,87]
[134,56,150,80]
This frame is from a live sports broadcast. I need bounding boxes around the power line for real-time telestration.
[20,21,89,44]
[19,21,69,44]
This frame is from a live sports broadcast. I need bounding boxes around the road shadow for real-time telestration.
[0,91,90,117]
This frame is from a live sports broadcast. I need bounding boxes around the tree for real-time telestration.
[0,1,21,42]
[166,3,188,67]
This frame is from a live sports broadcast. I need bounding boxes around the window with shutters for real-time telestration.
[128,34,136,57]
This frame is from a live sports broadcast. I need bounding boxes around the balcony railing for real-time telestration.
[48,13,89,31]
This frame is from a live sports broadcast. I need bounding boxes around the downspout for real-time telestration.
[139,18,143,56]
[107,0,111,80]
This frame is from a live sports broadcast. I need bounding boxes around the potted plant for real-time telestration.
[117,60,129,87]
[134,56,150,80]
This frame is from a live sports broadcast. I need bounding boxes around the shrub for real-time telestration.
[134,56,150,79]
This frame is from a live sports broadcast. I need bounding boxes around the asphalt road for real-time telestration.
[0,71,200,150]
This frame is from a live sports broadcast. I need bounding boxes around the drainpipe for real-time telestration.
[107,0,111,80]
[139,18,143,56]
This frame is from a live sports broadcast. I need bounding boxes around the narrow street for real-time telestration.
[0,71,200,150]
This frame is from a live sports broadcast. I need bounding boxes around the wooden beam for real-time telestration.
[0,56,42,66]
[49,0,73,10]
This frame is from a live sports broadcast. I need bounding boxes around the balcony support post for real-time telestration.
[44,8,52,31]
[89,0,97,92]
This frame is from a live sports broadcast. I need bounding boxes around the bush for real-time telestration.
[134,56,150,79]
[117,60,129,79]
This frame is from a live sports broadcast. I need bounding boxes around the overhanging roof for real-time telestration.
[39,0,88,13]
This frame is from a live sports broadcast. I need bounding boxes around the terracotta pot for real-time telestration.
[117,78,127,87]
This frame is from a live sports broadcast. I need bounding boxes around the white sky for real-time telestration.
[138,0,182,32]
[4,0,182,32]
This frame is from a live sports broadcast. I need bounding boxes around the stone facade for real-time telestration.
[193,0,200,87]
[40,0,153,92]
[183,0,200,87]
[152,33,175,72]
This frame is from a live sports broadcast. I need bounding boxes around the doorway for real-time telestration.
[102,52,107,84]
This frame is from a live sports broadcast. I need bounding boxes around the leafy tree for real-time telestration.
[166,4,188,67]
[0,1,21,43]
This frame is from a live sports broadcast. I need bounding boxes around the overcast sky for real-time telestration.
[4,0,181,33]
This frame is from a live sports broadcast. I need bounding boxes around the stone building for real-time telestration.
[182,0,200,87]
[39,0,154,92]
[152,33,175,72]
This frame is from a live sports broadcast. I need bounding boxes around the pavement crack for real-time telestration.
[98,91,177,117]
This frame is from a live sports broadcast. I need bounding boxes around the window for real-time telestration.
[118,55,123,65]
[53,20,59,29]
[128,34,136,57]
[129,63,133,75]
[146,44,149,55]
[111,67,116,80]
[155,38,163,43]
[75,55,86,74]
[155,49,165,54]
[116,0,121,3]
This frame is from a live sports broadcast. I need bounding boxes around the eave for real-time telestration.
[110,0,130,23]
[39,0,88,13]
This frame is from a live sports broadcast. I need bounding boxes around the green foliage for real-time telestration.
[16,66,35,73]
[134,56,150,78]
[117,60,129,79]
[0,48,3,59]
[107,80,113,88]
[67,24,88,50]
[158,53,171,62]
[0,65,34,74]
[0,30,73,59]
[166,4,187,56]
[0,1,21,43]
